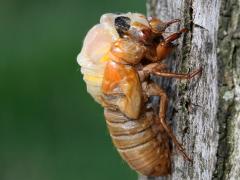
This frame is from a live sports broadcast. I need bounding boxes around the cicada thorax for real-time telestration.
[101,37,147,119]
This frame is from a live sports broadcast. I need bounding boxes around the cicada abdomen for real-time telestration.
[104,109,171,176]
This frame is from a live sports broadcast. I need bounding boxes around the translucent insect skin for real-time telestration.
[77,13,202,176]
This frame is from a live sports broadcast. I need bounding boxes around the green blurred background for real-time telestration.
[0,1,145,180]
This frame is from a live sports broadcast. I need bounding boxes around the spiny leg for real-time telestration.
[152,66,202,80]
[142,62,202,80]
[156,28,188,61]
[165,19,181,26]
[145,83,192,161]
[164,28,188,43]
[148,18,181,34]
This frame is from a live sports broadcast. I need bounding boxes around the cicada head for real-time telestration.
[113,13,152,45]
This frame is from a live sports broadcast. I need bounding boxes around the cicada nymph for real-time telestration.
[77,12,201,176]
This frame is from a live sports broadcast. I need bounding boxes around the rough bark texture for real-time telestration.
[139,0,240,179]
[213,0,240,179]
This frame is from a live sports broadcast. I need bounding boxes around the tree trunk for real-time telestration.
[139,0,240,179]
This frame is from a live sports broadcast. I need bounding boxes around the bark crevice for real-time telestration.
[213,1,240,179]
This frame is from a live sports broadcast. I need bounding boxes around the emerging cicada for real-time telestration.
[77,12,201,176]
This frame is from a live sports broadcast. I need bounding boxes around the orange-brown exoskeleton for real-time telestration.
[77,13,202,176]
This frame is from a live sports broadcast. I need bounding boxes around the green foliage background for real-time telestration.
[0,1,145,179]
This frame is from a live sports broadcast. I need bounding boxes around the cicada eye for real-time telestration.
[114,16,131,37]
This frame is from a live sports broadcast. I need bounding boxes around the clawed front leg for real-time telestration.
[149,18,181,34]
[144,28,188,62]
[156,28,188,61]
[164,28,188,44]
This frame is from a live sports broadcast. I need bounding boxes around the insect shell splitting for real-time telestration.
[77,12,151,105]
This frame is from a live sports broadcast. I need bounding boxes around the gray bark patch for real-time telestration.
[142,0,225,179]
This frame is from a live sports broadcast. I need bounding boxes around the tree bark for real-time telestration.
[139,0,240,179]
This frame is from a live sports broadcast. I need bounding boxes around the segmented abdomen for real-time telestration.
[104,109,171,176]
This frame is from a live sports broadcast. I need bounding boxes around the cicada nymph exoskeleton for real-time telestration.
[77,12,201,176]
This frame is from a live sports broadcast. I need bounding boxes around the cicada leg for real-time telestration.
[153,28,188,61]
[144,83,192,162]
[152,67,203,80]
[164,28,188,43]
